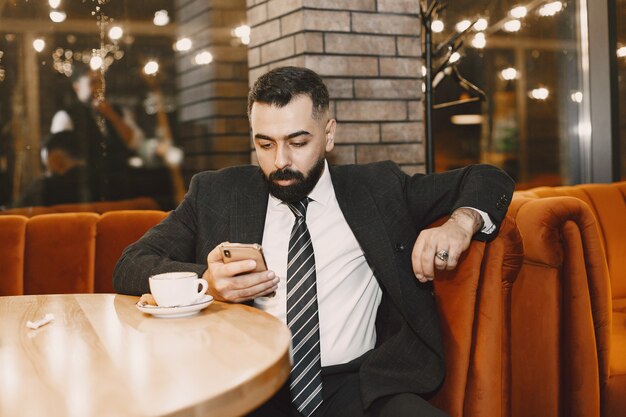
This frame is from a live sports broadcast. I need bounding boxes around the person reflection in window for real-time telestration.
[50,66,143,201]
[15,131,92,207]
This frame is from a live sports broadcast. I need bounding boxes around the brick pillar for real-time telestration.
[246,0,424,173]
[175,0,251,175]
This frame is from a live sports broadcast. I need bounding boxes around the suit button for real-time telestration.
[394,243,405,252]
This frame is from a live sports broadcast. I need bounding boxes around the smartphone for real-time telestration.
[220,243,274,298]
[220,243,268,272]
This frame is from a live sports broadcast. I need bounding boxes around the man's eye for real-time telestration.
[291,142,306,147]
[259,142,273,149]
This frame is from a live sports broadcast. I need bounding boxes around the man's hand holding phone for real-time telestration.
[203,243,279,303]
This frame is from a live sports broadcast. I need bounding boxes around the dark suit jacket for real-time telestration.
[113,160,514,407]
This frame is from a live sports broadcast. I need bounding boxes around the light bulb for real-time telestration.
[108,26,123,41]
[455,20,471,32]
[449,52,461,63]
[431,20,444,33]
[529,87,549,100]
[471,33,486,49]
[48,0,61,8]
[194,51,213,65]
[503,19,521,32]
[33,39,46,52]
[49,11,66,22]
[89,55,103,70]
[153,10,170,26]
[174,38,192,52]
[510,6,527,18]
[143,60,159,75]
[538,1,563,16]
[571,91,583,103]
[500,67,518,80]
[473,18,488,31]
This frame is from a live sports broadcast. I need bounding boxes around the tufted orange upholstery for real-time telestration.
[431,216,523,417]
[0,215,28,295]
[95,210,168,293]
[510,181,626,417]
[24,213,100,295]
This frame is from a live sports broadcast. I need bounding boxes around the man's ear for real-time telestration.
[325,119,336,152]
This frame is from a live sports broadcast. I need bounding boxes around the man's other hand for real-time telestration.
[411,208,484,283]
[202,243,279,303]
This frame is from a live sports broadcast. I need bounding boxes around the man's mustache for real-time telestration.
[269,168,304,182]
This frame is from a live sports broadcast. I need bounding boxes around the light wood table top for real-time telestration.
[0,294,292,417]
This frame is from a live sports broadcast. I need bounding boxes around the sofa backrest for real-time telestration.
[0,215,27,295]
[518,181,626,299]
[95,210,168,293]
[0,210,167,296]
[508,196,612,417]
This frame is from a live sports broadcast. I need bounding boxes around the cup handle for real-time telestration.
[196,278,209,301]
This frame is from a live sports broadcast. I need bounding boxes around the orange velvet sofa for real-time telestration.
[509,181,626,417]
[0,209,524,417]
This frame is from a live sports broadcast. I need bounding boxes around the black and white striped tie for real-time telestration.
[286,198,323,416]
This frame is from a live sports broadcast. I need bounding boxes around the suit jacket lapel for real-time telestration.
[231,168,268,245]
[329,166,403,308]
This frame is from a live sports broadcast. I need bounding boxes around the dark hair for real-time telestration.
[43,131,83,160]
[70,64,91,83]
[247,66,329,119]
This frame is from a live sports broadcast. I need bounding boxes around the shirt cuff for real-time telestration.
[461,207,496,234]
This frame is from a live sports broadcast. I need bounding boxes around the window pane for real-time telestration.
[432,0,586,189]
[618,0,626,180]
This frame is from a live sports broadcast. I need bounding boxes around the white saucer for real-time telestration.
[136,295,214,318]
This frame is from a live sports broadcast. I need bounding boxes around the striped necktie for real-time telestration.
[286,198,323,416]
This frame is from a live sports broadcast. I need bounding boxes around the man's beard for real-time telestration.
[264,157,325,203]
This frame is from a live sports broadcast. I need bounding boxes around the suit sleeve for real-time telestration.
[113,174,210,295]
[398,163,515,241]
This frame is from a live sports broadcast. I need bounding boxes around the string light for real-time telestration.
[449,52,461,63]
[503,19,522,32]
[500,67,518,80]
[33,38,46,52]
[48,0,61,8]
[471,33,486,48]
[473,18,488,31]
[143,60,159,75]
[194,51,213,65]
[153,10,170,26]
[455,20,472,32]
[571,91,583,103]
[107,26,123,41]
[431,19,445,33]
[529,87,549,100]
[617,46,626,58]
[233,25,251,45]
[89,55,103,70]
[510,6,528,18]
[538,1,563,16]
[174,38,192,52]
[49,11,66,23]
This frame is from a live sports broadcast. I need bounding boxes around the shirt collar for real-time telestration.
[268,159,332,208]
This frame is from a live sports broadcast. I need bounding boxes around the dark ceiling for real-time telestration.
[0,0,175,22]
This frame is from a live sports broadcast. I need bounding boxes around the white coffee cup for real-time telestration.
[149,272,209,307]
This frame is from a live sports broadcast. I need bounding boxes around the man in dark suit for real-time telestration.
[114,66,514,417]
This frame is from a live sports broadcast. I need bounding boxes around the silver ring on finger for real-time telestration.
[435,250,449,262]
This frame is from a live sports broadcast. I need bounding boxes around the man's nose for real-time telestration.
[274,145,291,169]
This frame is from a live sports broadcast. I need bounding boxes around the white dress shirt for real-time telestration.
[255,161,382,367]
[254,161,495,367]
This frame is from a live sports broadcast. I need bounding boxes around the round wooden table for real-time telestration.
[0,294,292,417]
